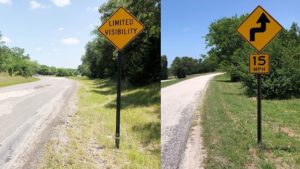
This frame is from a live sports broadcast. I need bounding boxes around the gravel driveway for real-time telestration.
[161,73,223,169]
[0,76,76,168]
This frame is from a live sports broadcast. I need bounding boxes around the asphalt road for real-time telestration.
[0,76,76,168]
[161,73,223,169]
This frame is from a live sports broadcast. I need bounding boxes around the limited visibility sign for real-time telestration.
[249,53,270,74]
[236,6,283,51]
[97,7,144,149]
[98,7,144,51]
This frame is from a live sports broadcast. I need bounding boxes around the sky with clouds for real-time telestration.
[162,0,300,67]
[0,0,107,68]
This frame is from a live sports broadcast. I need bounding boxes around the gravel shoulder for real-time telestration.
[23,79,78,169]
[161,73,223,169]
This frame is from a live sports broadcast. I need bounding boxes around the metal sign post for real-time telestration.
[98,7,144,149]
[115,52,122,148]
[249,54,269,144]
[257,74,262,144]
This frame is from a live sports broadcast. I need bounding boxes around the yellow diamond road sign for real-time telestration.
[98,7,144,51]
[237,6,283,51]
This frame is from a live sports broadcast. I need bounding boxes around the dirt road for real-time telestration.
[0,76,76,168]
[161,73,223,169]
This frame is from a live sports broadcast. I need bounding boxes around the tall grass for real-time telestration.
[41,78,160,169]
[202,74,300,168]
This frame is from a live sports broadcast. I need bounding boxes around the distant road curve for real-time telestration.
[161,72,224,169]
[0,76,77,168]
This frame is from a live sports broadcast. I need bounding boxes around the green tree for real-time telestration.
[240,24,300,98]
[161,55,168,80]
[198,54,218,73]
[38,65,51,75]
[205,15,247,80]
[206,15,300,99]
[1,31,75,78]
[171,56,199,78]
[79,0,160,86]
[0,44,39,77]
[56,68,77,77]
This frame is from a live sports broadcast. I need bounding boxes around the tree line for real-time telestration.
[0,33,78,77]
[37,64,78,77]
[205,15,300,99]
[161,54,217,79]
[162,15,300,99]
[78,0,160,86]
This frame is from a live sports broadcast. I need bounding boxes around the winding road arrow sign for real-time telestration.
[237,6,282,51]
[250,13,270,41]
[236,6,283,145]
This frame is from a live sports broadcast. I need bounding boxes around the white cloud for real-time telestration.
[51,0,70,7]
[0,0,11,5]
[58,27,64,31]
[61,38,80,45]
[35,47,43,51]
[89,24,96,29]
[86,6,98,12]
[30,1,45,9]
[1,36,11,43]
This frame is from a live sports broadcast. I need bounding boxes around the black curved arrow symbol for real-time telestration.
[250,13,270,41]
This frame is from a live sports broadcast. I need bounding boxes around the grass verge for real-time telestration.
[40,78,160,169]
[0,73,38,88]
[161,73,214,88]
[202,74,300,169]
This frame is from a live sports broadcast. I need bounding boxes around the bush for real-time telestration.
[241,73,257,96]
[238,36,300,99]
[205,15,300,99]
[230,70,242,82]
[161,55,168,80]
[171,56,200,79]
[175,67,186,78]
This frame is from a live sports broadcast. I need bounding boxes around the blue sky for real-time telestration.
[162,0,300,67]
[0,0,107,68]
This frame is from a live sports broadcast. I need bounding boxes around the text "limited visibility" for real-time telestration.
[105,19,138,35]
